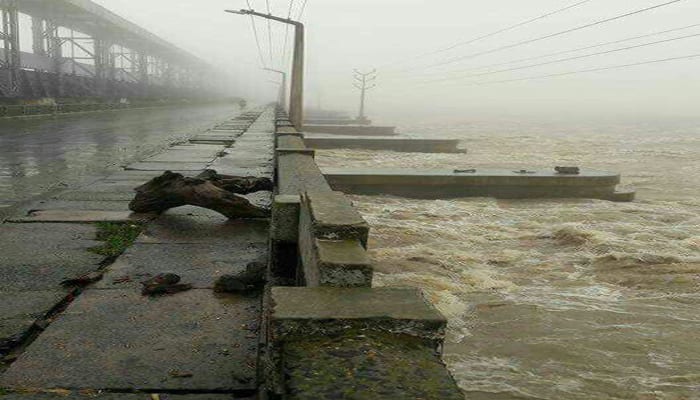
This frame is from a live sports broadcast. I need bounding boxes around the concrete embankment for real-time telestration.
[267,110,464,398]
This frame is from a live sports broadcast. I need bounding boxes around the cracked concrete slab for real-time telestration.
[0,290,70,353]
[0,223,104,291]
[136,214,269,245]
[0,393,240,399]
[8,210,153,224]
[125,162,208,172]
[0,289,260,392]
[97,243,266,289]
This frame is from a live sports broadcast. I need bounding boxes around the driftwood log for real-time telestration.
[129,170,272,219]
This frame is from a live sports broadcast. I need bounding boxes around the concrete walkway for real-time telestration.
[0,107,275,398]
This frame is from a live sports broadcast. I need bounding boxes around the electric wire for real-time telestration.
[298,0,309,20]
[441,22,700,77]
[420,0,686,71]
[380,0,594,70]
[478,53,700,85]
[425,32,700,83]
[281,0,296,65]
[245,0,267,67]
[265,0,274,66]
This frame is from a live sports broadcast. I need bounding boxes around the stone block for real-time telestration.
[300,238,372,287]
[270,287,446,342]
[8,210,154,224]
[300,191,369,246]
[271,195,301,243]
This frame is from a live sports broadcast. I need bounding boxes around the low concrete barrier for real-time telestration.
[267,108,463,398]
[297,191,371,287]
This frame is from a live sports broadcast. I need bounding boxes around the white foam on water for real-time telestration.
[321,119,700,399]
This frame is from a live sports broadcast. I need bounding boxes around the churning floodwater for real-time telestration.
[315,117,700,400]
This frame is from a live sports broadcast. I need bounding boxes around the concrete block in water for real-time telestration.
[324,167,636,201]
[304,135,465,153]
[302,124,397,136]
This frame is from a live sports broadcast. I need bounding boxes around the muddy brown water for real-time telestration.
[0,104,237,209]
[316,117,700,400]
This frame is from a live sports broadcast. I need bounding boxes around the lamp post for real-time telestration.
[226,9,304,129]
[264,67,287,111]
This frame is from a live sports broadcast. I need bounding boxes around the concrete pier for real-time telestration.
[304,134,465,153]
[303,124,398,136]
[323,168,636,201]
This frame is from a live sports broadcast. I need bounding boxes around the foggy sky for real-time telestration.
[92,0,700,122]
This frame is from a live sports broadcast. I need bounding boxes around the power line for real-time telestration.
[281,0,296,65]
[265,0,274,66]
[380,0,594,70]
[298,0,309,20]
[246,0,267,67]
[426,32,700,83]
[447,22,700,76]
[423,0,686,71]
[477,53,700,85]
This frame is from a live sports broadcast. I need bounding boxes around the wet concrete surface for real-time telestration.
[0,104,238,209]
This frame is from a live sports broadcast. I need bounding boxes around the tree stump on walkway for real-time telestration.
[129,171,271,219]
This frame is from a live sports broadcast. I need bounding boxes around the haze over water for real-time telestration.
[316,117,700,399]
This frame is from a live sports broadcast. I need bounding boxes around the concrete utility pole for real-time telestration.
[226,9,304,129]
[264,67,287,111]
[353,69,376,124]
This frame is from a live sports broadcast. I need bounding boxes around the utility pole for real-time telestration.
[264,68,287,111]
[353,69,376,124]
[226,9,304,129]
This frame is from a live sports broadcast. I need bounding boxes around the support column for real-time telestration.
[93,38,113,98]
[289,23,305,129]
[1,0,21,97]
[31,17,45,56]
[46,21,63,98]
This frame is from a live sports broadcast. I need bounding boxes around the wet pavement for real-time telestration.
[0,104,238,210]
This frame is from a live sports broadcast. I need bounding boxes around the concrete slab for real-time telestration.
[284,330,463,400]
[52,191,136,201]
[304,135,465,153]
[125,162,208,172]
[323,167,633,201]
[97,243,266,289]
[302,124,397,136]
[19,200,131,212]
[1,289,260,392]
[8,210,153,224]
[136,214,269,245]
[0,223,104,291]
[270,287,445,341]
[0,393,238,399]
[142,153,217,163]
[0,290,70,352]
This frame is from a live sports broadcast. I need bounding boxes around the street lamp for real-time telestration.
[226,9,304,129]
[264,68,287,111]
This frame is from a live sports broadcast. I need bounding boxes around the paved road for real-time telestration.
[0,104,238,210]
